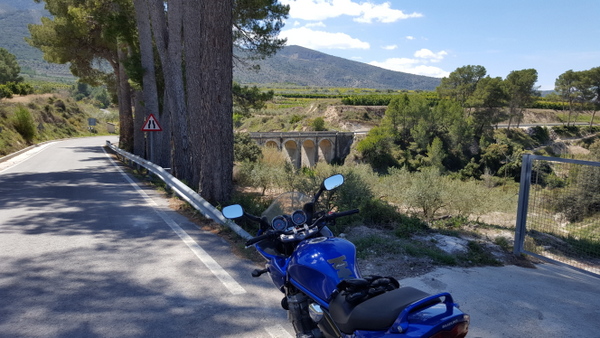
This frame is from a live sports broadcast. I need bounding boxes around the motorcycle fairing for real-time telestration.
[287,237,360,304]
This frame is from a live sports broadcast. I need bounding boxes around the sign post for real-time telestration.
[141,114,162,163]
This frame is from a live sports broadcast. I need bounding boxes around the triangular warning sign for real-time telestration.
[141,114,162,131]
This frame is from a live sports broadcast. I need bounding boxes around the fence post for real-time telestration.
[514,154,533,254]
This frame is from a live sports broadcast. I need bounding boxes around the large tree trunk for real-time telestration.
[147,0,190,180]
[133,89,145,157]
[197,0,234,203]
[165,0,192,182]
[184,0,202,190]
[134,0,160,161]
[117,44,134,152]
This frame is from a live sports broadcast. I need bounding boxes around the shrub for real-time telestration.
[289,114,304,124]
[529,126,550,144]
[311,117,326,131]
[356,126,398,172]
[0,85,13,99]
[12,106,36,143]
[402,167,446,221]
[234,132,262,162]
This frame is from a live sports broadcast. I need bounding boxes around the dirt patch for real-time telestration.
[2,93,54,104]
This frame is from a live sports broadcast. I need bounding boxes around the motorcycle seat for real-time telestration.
[329,286,438,334]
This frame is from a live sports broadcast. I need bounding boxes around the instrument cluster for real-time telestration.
[271,210,307,231]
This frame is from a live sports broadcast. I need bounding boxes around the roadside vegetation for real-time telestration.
[227,65,600,272]
[0,94,118,156]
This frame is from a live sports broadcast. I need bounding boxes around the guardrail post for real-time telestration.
[514,154,533,254]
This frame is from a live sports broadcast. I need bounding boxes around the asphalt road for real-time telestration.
[400,264,600,337]
[0,137,294,337]
[1,136,598,338]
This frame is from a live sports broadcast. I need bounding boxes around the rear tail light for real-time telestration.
[429,316,469,338]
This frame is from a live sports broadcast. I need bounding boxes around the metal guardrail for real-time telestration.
[105,141,252,240]
[515,154,600,277]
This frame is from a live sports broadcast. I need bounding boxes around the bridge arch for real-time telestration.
[318,139,334,163]
[283,140,299,167]
[302,140,317,167]
[265,140,278,149]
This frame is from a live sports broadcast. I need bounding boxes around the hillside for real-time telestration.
[234,45,441,90]
[0,0,72,79]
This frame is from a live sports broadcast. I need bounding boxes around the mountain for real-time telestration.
[234,45,441,91]
[0,0,440,90]
[0,0,72,79]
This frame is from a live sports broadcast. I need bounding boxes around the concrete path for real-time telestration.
[400,263,600,338]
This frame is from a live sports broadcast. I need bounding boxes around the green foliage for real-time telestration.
[552,164,600,222]
[289,114,304,124]
[341,91,439,107]
[459,241,503,266]
[353,234,403,259]
[394,213,429,238]
[530,97,568,110]
[356,126,398,172]
[70,81,109,107]
[233,0,290,58]
[310,117,326,131]
[436,65,487,107]
[232,83,274,117]
[234,132,262,162]
[12,105,36,143]
[402,167,446,221]
[529,126,550,144]
[402,243,458,266]
[425,137,446,172]
[552,125,580,137]
[0,84,13,99]
[342,94,396,106]
[458,158,483,180]
[0,48,23,84]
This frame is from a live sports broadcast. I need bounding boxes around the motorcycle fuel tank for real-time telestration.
[288,237,360,304]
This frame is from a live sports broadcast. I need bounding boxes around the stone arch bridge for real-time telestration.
[249,132,355,168]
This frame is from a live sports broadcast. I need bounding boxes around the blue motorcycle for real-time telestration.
[223,174,469,338]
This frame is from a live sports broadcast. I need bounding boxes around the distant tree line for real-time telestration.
[355,65,600,181]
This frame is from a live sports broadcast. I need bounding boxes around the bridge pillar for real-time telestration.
[248,132,354,168]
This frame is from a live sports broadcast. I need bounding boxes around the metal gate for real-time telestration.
[514,154,600,276]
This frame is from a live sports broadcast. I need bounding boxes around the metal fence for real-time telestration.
[514,154,600,276]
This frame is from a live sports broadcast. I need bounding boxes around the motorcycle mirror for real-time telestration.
[323,174,344,191]
[222,204,244,219]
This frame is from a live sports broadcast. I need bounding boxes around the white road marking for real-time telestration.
[264,324,294,338]
[0,142,57,173]
[103,146,247,295]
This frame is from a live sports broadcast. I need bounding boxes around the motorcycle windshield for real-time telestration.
[261,192,312,225]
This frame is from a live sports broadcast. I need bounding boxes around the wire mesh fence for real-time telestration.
[515,154,600,276]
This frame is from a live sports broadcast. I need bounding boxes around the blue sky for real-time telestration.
[278,0,600,90]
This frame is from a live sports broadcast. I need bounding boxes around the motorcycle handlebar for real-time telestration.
[245,209,359,246]
[323,209,360,221]
[245,231,280,247]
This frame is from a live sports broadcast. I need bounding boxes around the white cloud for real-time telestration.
[369,49,450,78]
[406,36,415,40]
[306,21,326,28]
[353,2,422,23]
[414,49,448,62]
[382,45,398,50]
[280,27,370,50]
[280,0,422,23]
